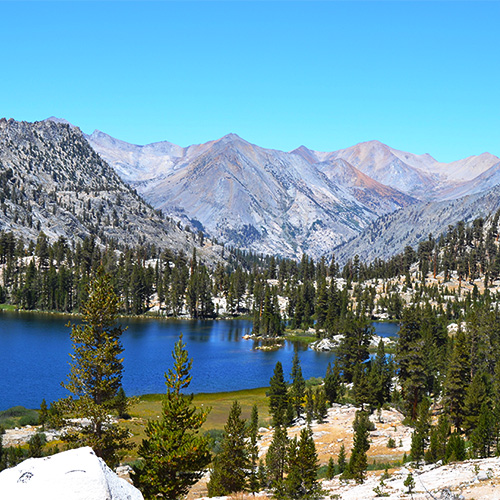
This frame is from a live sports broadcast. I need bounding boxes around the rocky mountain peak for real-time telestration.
[290,145,319,164]
[44,116,74,127]
[0,118,221,264]
[215,133,249,148]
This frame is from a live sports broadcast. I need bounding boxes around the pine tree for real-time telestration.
[444,328,470,430]
[396,306,426,419]
[410,399,431,463]
[290,351,305,419]
[335,316,372,383]
[427,414,450,463]
[324,360,341,405]
[266,424,288,491]
[115,387,129,419]
[38,399,48,428]
[445,432,466,462]
[208,400,249,497]
[372,340,392,405]
[282,427,321,499]
[353,364,375,410]
[315,277,329,331]
[337,444,347,475]
[347,411,370,483]
[326,457,336,479]
[248,404,260,494]
[133,334,211,499]
[315,388,328,423]
[471,401,495,458]
[269,361,288,426]
[28,433,44,458]
[404,473,415,494]
[258,286,284,337]
[59,269,130,467]
[305,387,315,424]
[462,371,489,436]
[280,437,300,500]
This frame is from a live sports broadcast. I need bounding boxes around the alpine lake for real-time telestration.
[0,311,399,410]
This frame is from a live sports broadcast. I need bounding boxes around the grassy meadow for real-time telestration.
[121,387,271,462]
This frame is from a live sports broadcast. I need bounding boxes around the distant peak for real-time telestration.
[290,145,320,164]
[90,129,109,139]
[478,151,499,160]
[294,145,312,153]
[358,139,387,149]
[213,133,252,149]
[219,133,243,142]
[44,116,74,127]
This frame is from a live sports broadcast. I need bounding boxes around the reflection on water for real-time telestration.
[0,312,398,410]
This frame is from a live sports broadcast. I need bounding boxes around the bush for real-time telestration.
[0,406,39,429]
[305,377,323,388]
[19,414,39,427]
[387,437,396,448]
[0,406,30,419]
[204,429,225,455]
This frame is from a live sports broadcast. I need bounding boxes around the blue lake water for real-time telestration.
[0,312,399,410]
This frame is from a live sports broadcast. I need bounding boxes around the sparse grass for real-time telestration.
[368,345,396,354]
[368,460,402,471]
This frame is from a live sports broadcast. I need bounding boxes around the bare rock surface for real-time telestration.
[0,446,143,500]
[323,456,500,499]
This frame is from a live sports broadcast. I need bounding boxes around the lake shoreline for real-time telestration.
[0,313,398,411]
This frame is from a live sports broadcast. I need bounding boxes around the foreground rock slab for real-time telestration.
[322,456,500,499]
[0,446,143,500]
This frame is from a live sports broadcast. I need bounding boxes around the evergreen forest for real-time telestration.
[3,210,500,496]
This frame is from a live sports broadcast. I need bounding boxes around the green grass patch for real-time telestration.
[0,304,17,311]
[0,406,39,429]
[131,387,271,429]
[368,345,396,354]
[284,329,317,343]
[368,460,402,471]
[122,387,272,462]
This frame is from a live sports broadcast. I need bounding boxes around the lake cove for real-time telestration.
[0,312,398,410]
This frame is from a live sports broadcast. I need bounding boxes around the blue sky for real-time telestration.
[2,1,499,162]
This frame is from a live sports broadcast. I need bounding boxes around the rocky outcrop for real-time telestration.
[310,337,339,351]
[323,456,500,499]
[0,446,143,500]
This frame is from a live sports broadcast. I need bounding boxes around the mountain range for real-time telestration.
[85,123,499,260]
[0,116,498,263]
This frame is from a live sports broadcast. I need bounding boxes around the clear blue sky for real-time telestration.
[2,1,499,162]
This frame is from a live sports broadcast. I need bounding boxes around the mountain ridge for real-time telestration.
[0,118,221,263]
[86,127,426,259]
[42,117,500,261]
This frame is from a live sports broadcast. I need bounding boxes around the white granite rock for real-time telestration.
[0,446,143,500]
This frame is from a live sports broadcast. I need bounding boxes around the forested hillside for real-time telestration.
[0,118,220,262]
[3,210,500,493]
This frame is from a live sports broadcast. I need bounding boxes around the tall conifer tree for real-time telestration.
[133,334,211,499]
[208,401,249,497]
[60,269,130,467]
[269,361,288,426]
